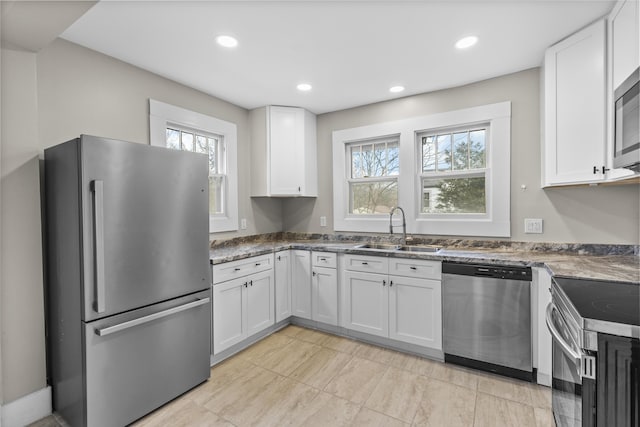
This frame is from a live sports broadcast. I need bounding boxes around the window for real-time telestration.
[348,137,399,214]
[166,126,226,216]
[419,127,488,215]
[149,99,238,233]
[332,102,511,236]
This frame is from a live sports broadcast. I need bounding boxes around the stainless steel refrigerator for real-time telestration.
[44,135,211,427]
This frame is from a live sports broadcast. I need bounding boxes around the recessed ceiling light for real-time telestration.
[389,86,405,93]
[455,36,478,49]
[297,83,312,92]
[216,35,238,48]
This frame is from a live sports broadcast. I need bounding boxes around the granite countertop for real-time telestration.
[210,238,640,284]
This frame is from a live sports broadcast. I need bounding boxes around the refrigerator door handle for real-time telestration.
[91,180,106,313]
[95,297,211,337]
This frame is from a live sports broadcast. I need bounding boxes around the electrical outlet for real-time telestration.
[320,216,327,227]
[524,218,543,234]
[240,218,247,230]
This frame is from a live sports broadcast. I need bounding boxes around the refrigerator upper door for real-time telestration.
[80,135,209,321]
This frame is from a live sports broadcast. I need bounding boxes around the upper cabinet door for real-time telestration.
[611,0,640,89]
[269,106,305,195]
[250,106,318,197]
[543,19,607,186]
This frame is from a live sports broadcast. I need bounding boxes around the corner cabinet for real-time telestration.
[250,106,318,197]
[212,254,275,355]
[543,19,607,186]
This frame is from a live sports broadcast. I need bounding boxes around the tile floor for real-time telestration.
[31,325,555,427]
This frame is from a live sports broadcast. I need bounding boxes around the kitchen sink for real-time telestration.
[353,243,441,253]
[354,243,402,250]
[397,245,441,253]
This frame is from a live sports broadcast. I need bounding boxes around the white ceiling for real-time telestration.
[60,0,616,114]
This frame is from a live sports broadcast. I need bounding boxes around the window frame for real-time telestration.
[332,102,511,237]
[149,99,238,233]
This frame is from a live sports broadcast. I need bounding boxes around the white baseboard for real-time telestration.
[1,386,51,427]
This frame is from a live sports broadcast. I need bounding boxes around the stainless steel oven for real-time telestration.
[546,301,597,427]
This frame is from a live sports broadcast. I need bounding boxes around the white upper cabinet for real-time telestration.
[250,106,318,197]
[543,19,607,186]
[610,0,639,89]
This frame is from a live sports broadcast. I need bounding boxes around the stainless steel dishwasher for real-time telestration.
[442,262,534,382]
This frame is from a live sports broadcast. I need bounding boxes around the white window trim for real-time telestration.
[149,99,238,233]
[332,102,511,237]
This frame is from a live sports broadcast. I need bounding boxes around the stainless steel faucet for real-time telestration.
[389,206,407,245]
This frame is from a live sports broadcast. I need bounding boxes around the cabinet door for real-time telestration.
[597,333,640,427]
[213,278,246,355]
[611,0,639,88]
[269,106,303,195]
[291,250,312,319]
[275,251,292,323]
[544,19,606,186]
[312,266,338,326]
[246,269,275,337]
[388,275,441,349]
[343,271,388,337]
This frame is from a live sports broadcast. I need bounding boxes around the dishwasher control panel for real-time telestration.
[442,262,532,281]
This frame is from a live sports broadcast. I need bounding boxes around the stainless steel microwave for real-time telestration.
[613,67,640,172]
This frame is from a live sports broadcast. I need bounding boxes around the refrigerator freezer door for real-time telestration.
[84,289,211,427]
[80,136,209,321]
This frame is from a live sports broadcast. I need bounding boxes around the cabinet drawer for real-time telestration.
[343,254,388,274]
[312,251,337,268]
[212,254,273,284]
[389,258,441,280]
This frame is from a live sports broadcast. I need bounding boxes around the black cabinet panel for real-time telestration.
[597,333,640,427]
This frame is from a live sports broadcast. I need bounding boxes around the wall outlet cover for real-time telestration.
[320,216,327,227]
[524,218,543,234]
[240,218,247,229]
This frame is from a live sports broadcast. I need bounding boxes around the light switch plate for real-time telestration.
[524,218,543,234]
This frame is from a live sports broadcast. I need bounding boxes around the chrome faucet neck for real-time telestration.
[389,206,407,244]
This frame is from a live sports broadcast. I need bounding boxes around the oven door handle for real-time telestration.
[545,302,581,365]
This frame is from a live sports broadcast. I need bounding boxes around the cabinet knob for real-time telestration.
[277,256,281,261]
[382,280,386,286]
[390,280,393,287]
[312,271,316,276]
[250,280,253,286]
[244,282,248,288]
[298,186,301,192]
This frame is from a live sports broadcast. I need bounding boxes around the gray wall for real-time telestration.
[285,68,640,244]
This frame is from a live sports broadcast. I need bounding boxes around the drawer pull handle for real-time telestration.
[255,263,261,266]
[95,298,210,336]
[320,258,327,261]
[244,282,248,288]
[250,280,253,286]
[234,268,241,271]
[390,280,393,287]
[362,262,369,265]
[410,266,417,270]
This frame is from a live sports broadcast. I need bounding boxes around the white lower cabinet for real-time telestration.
[312,264,338,326]
[292,250,312,319]
[212,255,275,355]
[275,250,292,322]
[343,270,388,337]
[342,254,442,350]
[388,275,442,349]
